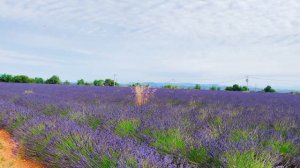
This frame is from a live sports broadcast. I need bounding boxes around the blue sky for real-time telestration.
[0,0,300,88]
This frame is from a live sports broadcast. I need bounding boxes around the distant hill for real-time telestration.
[125,82,226,90]
[124,82,300,93]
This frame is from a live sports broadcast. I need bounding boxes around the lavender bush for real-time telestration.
[0,83,299,167]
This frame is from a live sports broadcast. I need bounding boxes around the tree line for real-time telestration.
[0,74,118,86]
[161,83,276,93]
[77,78,119,86]
[0,74,276,92]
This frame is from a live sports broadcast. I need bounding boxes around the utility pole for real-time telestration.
[246,76,249,89]
[113,74,116,86]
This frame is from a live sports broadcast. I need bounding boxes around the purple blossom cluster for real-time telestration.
[0,83,299,167]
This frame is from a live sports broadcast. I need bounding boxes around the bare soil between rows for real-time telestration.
[0,130,43,168]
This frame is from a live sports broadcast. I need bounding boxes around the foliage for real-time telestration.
[225,84,249,91]
[45,75,61,84]
[130,82,150,87]
[115,119,139,137]
[194,84,201,90]
[94,80,104,86]
[209,85,221,91]
[0,83,299,167]
[9,115,27,131]
[225,150,273,168]
[88,117,101,130]
[104,78,119,86]
[77,79,85,85]
[12,75,33,83]
[163,85,178,89]
[31,124,46,135]
[187,147,208,164]
[230,129,249,142]
[63,80,71,85]
[264,140,299,155]
[33,77,44,84]
[125,157,138,168]
[263,85,276,93]
[151,129,186,153]
[0,74,13,82]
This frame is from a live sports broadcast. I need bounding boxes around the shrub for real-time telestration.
[130,83,143,87]
[63,80,71,85]
[225,84,249,91]
[264,140,299,155]
[210,116,222,127]
[115,119,140,137]
[163,85,178,89]
[263,86,276,93]
[230,129,249,142]
[45,75,61,84]
[88,117,101,130]
[12,75,33,83]
[55,133,116,167]
[33,77,44,84]
[77,79,85,85]
[77,79,92,86]
[194,84,201,90]
[9,115,27,131]
[187,147,208,164]
[31,124,46,135]
[22,129,59,161]
[125,157,138,168]
[42,105,58,116]
[0,74,13,82]
[94,80,104,86]
[225,150,273,168]
[104,79,118,86]
[209,85,220,91]
[151,129,186,153]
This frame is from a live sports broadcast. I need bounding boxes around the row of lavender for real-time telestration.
[0,83,299,167]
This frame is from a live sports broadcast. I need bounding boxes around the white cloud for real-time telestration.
[0,0,300,87]
[0,0,299,39]
[0,49,65,66]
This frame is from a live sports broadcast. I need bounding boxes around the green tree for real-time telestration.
[77,79,85,85]
[163,85,178,89]
[130,83,142,87]
[210,85,217,91]
[225,86,233,91]
[232,84,240,91]
[45,75,61,84]
[93,80,104,86]
[0,74,13,82]
[194,84,201,90]
[12,75,33,83]
[241,86,249,91]
[130,83,150,88]
[104,79,118,86]
[264,86,276,93]
[225,84,249,91]
[84,82,92,86]
[63,80,71,85]
[33,77,44,84]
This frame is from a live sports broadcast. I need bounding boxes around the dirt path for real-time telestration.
[0,130,43,168]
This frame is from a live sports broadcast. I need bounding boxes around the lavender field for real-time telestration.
[0,83,299,168]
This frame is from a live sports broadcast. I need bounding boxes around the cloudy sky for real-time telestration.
[0,0,300,88]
